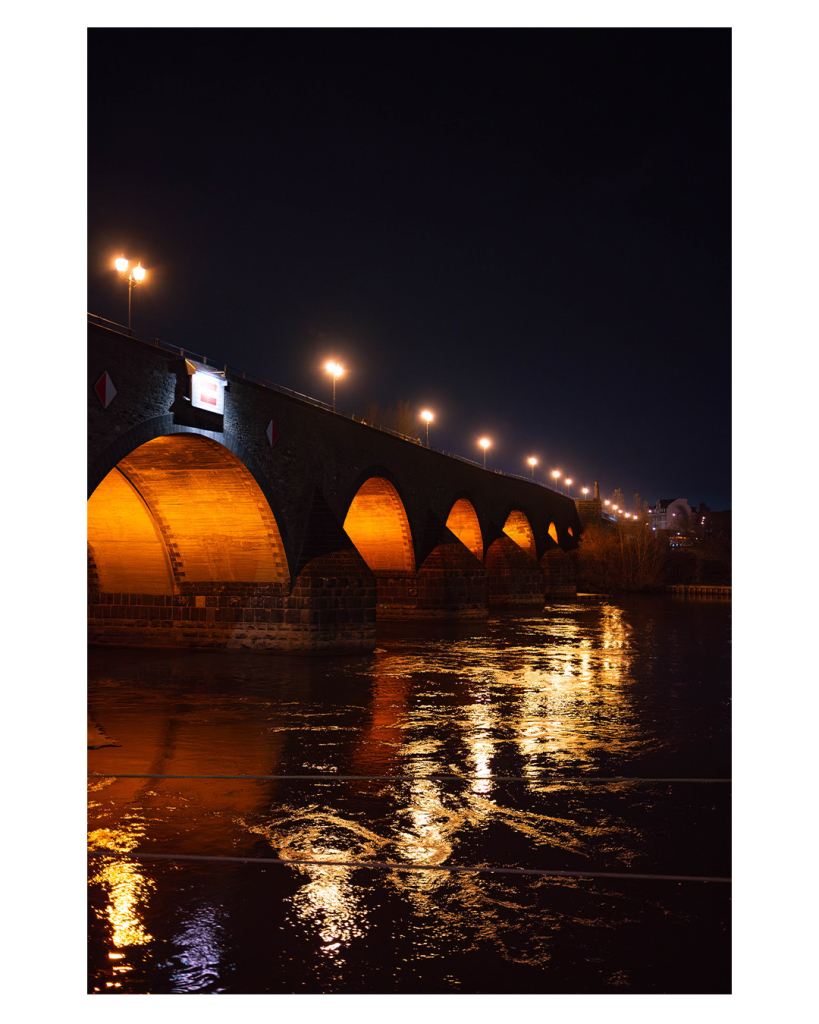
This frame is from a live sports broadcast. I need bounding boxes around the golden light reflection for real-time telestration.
[462,698,498,795]
[246,813,380,956]
[88,827,154,948]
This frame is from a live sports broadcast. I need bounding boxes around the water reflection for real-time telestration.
[88,596,731,993]
[246,809,380,961]
[88,818,153,951]
[169,904,226,992]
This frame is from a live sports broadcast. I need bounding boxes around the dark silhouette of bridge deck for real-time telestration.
[88,319,583,652]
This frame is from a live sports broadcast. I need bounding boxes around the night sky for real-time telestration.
[87,28,731,510]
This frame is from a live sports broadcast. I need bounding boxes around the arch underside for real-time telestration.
[502,510,537,559]
[343,477,415,573]
[446,498,483,560]
[87,434,289,594]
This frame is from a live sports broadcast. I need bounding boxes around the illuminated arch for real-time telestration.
[87,434,290,592]
[343,477,415,572]
[502,510,537,560]
[548,522,559,545]
[445,498,483,561]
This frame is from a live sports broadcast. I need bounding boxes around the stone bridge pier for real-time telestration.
[87,321,582,652]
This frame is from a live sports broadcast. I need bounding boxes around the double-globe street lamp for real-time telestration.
[114,256,146,332]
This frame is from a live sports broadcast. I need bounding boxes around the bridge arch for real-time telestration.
[501,509,537,560]
[88,432,290,593]
[88,414,290,557]
[445,497,483,561]
[343,476,415,573]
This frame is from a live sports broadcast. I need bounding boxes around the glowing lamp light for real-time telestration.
[582,487,589,497]
[421,409,434,444]
[552,469,561,480]
[527,456,537,479]
[325,361,344,411]
[113,255,147,331]
[479,437,491,468]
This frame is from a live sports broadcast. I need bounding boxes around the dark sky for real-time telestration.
[87,28,731,510]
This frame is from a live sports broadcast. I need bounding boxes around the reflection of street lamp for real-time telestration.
[479,437,490,468]
[114,256,146,332]
[528,456,537,478]
[325,361,344,411]
[421,409,433,445]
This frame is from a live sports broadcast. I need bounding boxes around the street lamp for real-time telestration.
[421,409,434,445]
[582,487,589,498]
[565,478,573,496]
[479,437,490,468]
[114,256,146,332]
[325,361,344,411]
[551,469,561,492]
[528,456,537,478]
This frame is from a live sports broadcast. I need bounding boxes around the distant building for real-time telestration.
[648,498,691,532]
[648,499,731,544]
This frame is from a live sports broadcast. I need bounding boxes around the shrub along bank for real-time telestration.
[575,523,731,592]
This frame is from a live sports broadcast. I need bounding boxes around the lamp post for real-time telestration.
[325,361,344,412]
[479,437,490,468]
[582,487,589,499]
[551,469,561,492]
[114,256,146,332]
[565,478,573,497]
[421,409,433,445]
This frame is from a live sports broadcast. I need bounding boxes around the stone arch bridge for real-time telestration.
[88,320,581,652]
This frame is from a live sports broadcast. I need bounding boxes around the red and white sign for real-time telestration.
[94,371,117,409]
[191,371,226,414]
[266,420,278,446]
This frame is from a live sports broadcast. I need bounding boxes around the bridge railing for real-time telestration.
[88,313,569,496]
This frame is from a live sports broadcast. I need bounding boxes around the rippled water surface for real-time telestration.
[88,594,731,994]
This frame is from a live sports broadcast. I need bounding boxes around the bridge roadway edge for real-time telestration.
[88,322,582,651]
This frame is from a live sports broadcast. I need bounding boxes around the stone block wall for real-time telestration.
[574,498,604,529]
[541,547,577,597]
[88,551,377,652]
[485,535,546,606]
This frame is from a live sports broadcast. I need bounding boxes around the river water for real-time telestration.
[87,593,731,995]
